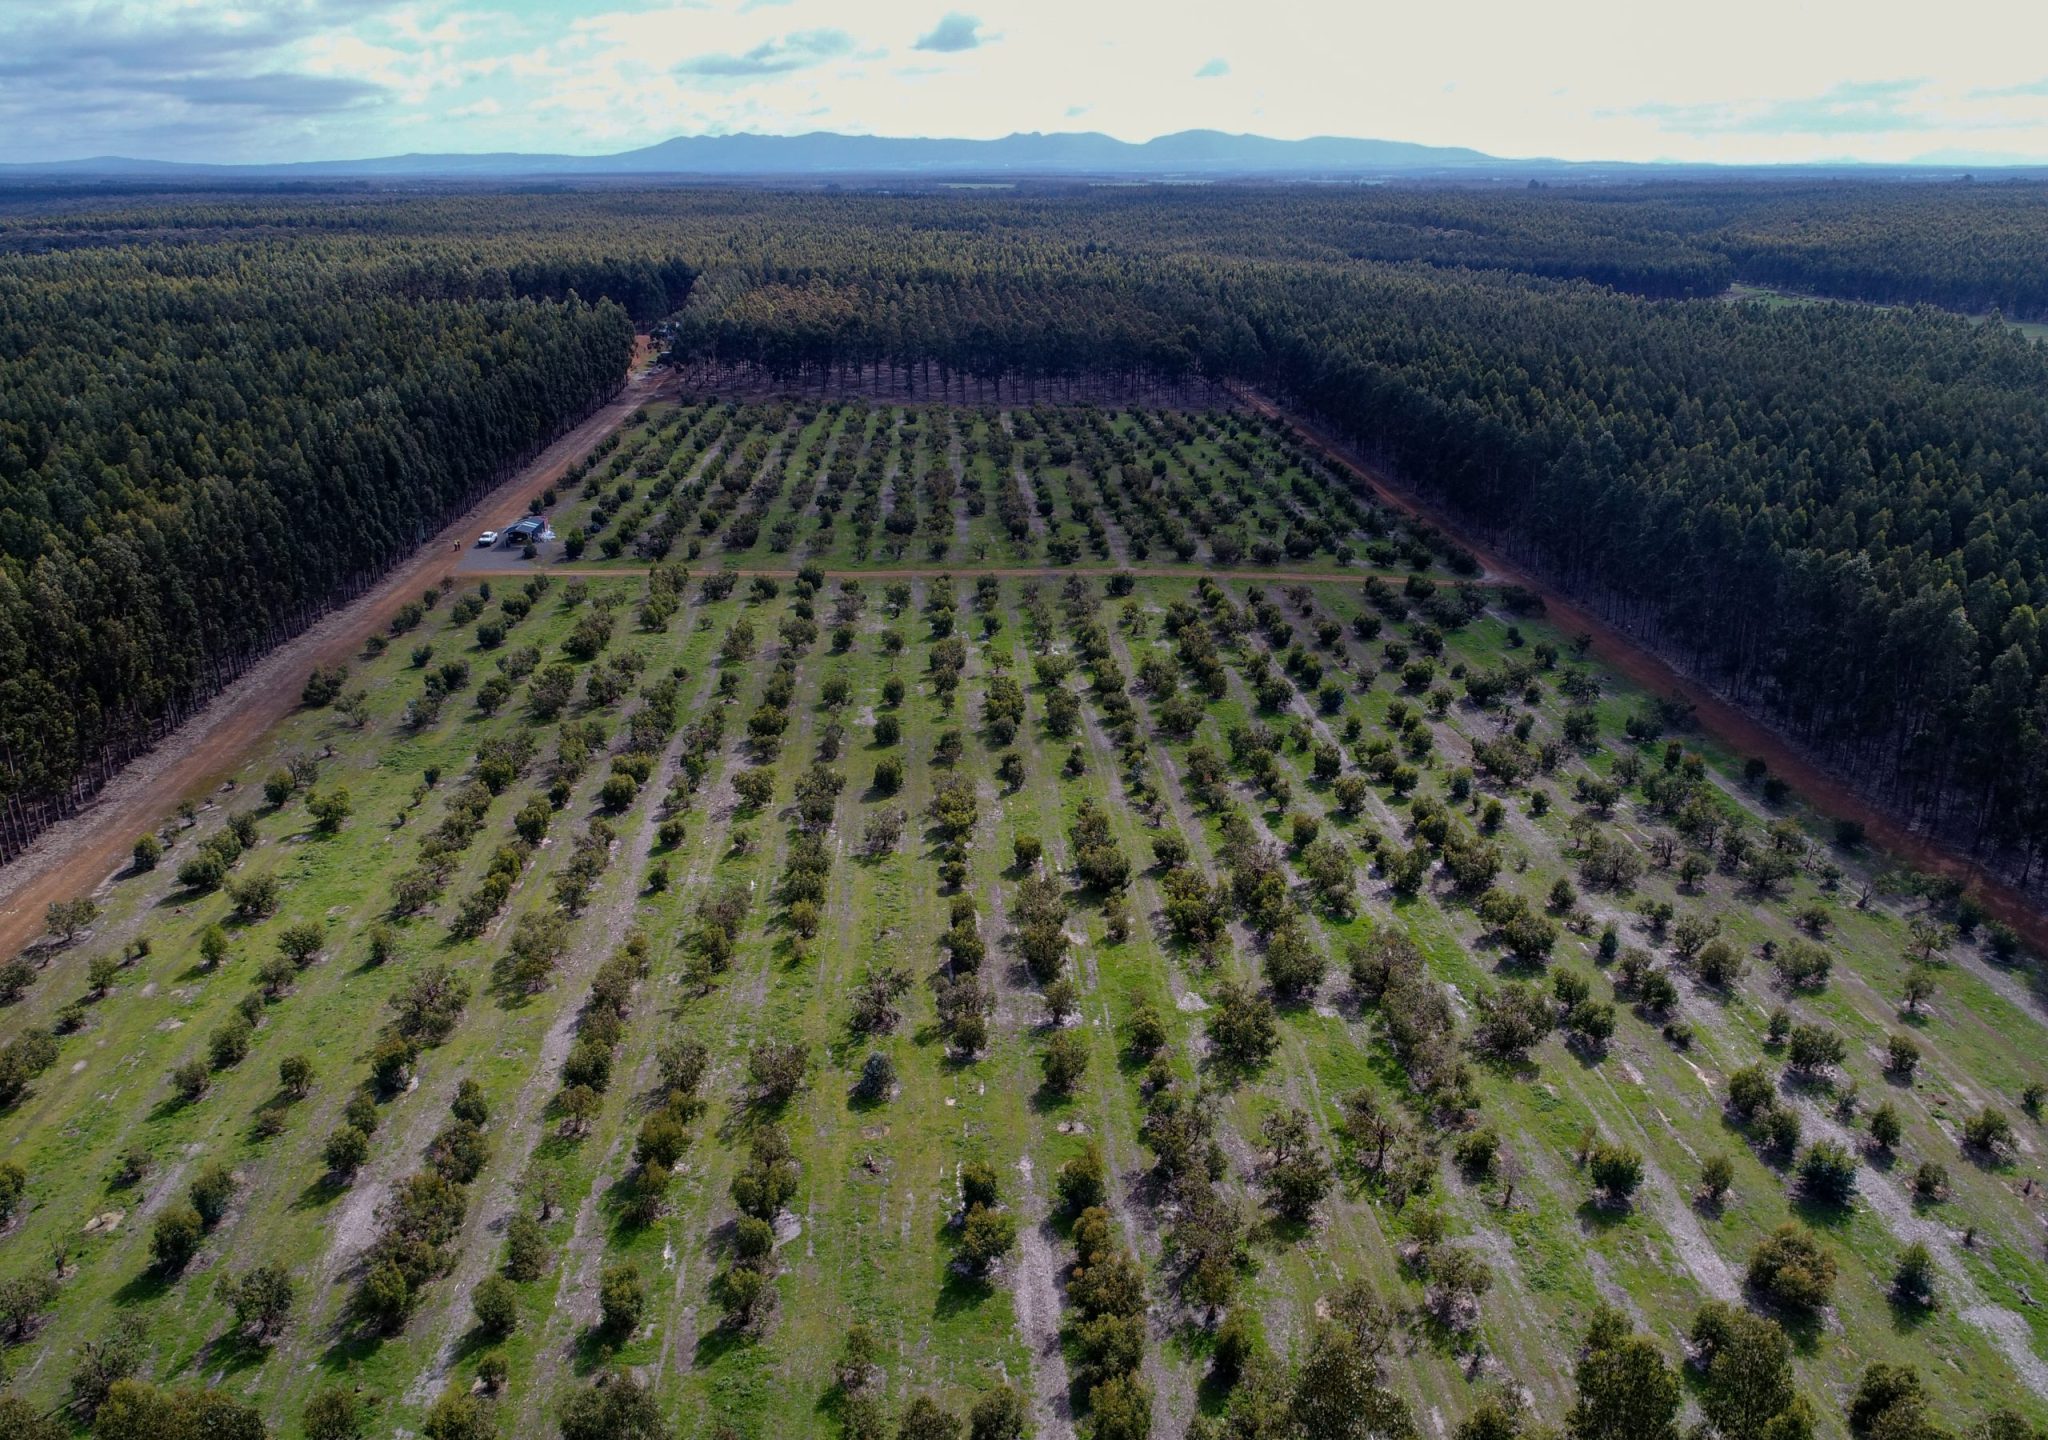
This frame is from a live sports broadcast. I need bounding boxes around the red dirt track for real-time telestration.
[1233,385,2048,956]
[0,354,672,960]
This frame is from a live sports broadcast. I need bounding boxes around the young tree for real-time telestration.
[598,1262,645,1336]
[1261,1107,1334,1223]
[748,1040,810,1107]
[419,1390,495,1440]
[472,1274,518,1337]
[1206,980,1278,1073]
[278,920,325,969]
[1964,1106,2017,1159]
[1042,1031,1089,1095]
[0,1158,26,1224]
[854,1051,898,1105]
[216,1262,296,1342]
[1056,1144,1108,1216]
[1566,1303,1680,1440]
[1043,976,1081,1027]
[0,1272,58,1341]
[45,897,98,944]
[1088,1375,1152,1440]
[504,1214,550,1282]
[559,1370,668,1440]
[1586,1141,1644,1208]
[897,1395,963,1440]
[1698,1153,1736,1206]
[1892,1244,1938,1310]
[959,1205,1019,1276]
[1901,963,1940,1015]
[172,1059,211,1103]
[1746,1223,1837,1312]
[1797,1141,1859,1207]
[967,1385,1027,1440]
[1689,1302,1808,1440]
[307,787,353,834]
[302,1388,366,1440]
[1886,1033,1921,1079]
[150,1203,205,1272]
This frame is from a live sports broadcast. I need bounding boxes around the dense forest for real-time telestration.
[3,181,2047,879]
[0,202,697,849]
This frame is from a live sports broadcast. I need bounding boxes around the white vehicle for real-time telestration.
[476,530,498,547]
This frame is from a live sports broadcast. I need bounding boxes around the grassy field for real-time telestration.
[1725,282,2048,342]
[3,401,2046,1440]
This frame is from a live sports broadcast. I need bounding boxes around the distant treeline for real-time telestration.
[632,180,2048,312]
[1093,181,2048,314]
[0,199,696,846]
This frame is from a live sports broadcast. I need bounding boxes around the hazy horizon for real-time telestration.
[3,0,2045,169]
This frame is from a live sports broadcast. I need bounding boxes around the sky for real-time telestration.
[3,0,2046,166]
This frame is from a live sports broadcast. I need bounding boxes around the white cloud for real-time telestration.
[3,0,2046,164]
[675,27,855,78]
[912,12,990,54]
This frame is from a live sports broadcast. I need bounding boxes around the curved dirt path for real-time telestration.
[0,351,672,962]
[1232,385,2048,954]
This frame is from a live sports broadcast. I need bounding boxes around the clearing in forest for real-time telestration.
[3,401,2045,1440]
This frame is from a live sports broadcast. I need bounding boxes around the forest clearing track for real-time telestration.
[0,351,674,962]
[1232,384,2048,956]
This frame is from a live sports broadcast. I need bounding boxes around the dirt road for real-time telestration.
[0,356,672,961]
[1233,384,2048,953]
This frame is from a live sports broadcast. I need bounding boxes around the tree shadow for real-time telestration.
[113,1266,174,1308]
[147,1092,201,1125]
[1031,1083,1079,1116]
[199,1327,272,1379]
[316,1326,386,1377]
[1887,1291,1937,1335]
[846,1070,895,1112]
[572,1324,624,1377]
[1961,1145,2014,1176]
[934,1266,994,1320]
[290,1170,350,1212]
[1788,1193,1855,1233]
[1765,1298,1826,1355]
[1262,1212,1313,1248]
[692,1320,754,1370]
[1574,1198,1633,1236]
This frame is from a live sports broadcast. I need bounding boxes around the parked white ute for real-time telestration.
[476,530,498,547]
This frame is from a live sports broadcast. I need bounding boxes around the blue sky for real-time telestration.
[3,0,2045,165]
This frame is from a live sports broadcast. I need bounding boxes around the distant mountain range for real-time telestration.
[0,129,1505,179]
[1,129,2032,182]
